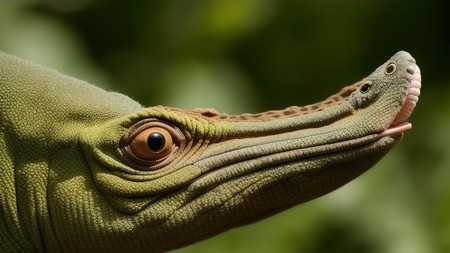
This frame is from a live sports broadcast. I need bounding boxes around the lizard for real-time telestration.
[0,50,421,252]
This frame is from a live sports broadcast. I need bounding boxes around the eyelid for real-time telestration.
[120,119,186,170]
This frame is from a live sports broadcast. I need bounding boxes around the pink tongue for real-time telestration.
[381,122,412,136]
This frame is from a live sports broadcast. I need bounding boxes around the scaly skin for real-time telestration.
[0,51,420,252]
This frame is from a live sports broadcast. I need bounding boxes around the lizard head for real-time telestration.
[0,51,420,252]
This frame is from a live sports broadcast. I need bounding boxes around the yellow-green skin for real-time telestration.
[0,51,417,252]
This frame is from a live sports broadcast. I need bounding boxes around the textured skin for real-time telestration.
[0,51,419,252]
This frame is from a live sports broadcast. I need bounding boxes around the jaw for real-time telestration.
[191,129,402,188]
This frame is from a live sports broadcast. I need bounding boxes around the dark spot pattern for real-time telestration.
[191,79,365,122]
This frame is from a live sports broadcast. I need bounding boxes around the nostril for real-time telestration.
[406,66,415,75]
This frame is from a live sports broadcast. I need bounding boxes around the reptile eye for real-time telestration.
[360,82,372,93]
[120,119,186,169]
[130,127,173,160]
[385,62,397,75]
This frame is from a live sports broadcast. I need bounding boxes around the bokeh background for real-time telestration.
[1,0,449,252]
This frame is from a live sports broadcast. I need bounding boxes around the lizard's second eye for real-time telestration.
[120,119,186,169]
[130,127,173,160]
[385,62,397,75]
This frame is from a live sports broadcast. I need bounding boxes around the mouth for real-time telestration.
[381,62,421,137]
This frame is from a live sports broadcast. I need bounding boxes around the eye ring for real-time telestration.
[120,119,186,170]
[384,62,397,75]
[360,82,372,94]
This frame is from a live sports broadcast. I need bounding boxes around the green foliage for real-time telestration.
[0,0,448,252]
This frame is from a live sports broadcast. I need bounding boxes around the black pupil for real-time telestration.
[147,132,165,152]
[387,65,394,73]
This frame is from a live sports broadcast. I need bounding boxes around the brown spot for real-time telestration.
[283,110,296,116]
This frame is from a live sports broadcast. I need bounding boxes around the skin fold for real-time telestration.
[0,51,420,252]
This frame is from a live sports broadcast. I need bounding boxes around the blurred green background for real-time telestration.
[1,0,449,252]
